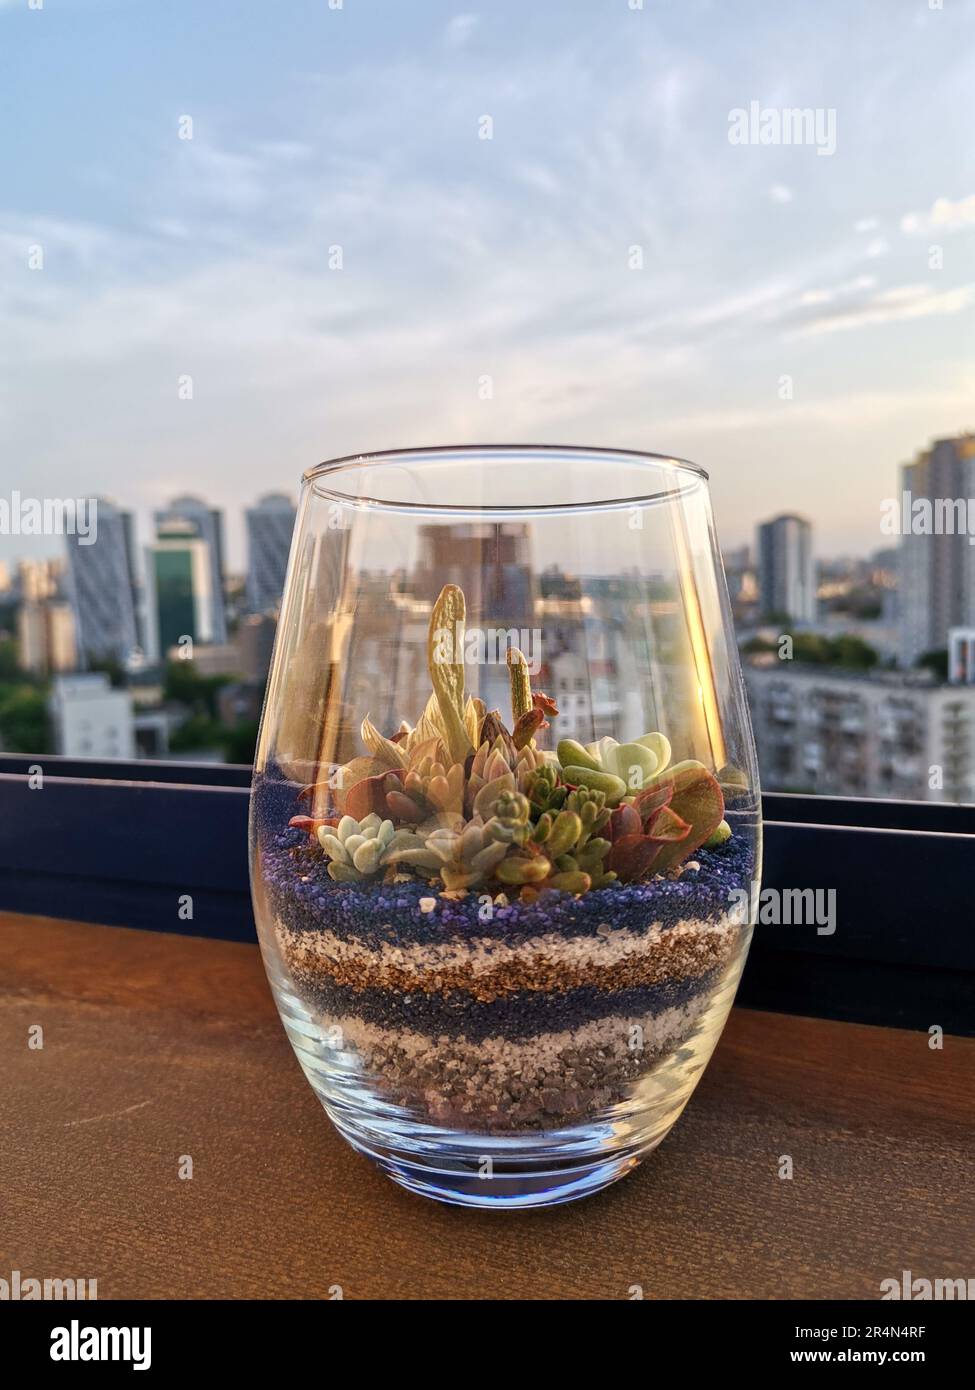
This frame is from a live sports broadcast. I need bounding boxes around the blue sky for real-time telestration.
[1,0,974,570]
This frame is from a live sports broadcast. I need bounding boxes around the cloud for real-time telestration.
[512,163,561,196]
[3,6,974,566]
[444,14,479,49]
[652,371,975,434]
[901,193,975,235]
[795,274,876,311]
[791,282,975,338]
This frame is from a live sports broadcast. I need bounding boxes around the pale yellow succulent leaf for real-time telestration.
[428,584,474,764]
[360,714,409,769]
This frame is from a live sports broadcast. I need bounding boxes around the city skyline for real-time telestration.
[0,430,962,589]
[8,465,975,803]
[0,478,931,617]
[2,1,974,568]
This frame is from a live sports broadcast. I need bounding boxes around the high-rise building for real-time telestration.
[744,660,975,803]
[17,600,77,676]
[757,514,815,624]
[144,523,217,660]
[413,522,533,618]
[64,498,140,666]
[722,544,759,621]
[17,557,61,602]
[245,493,296,614]
[898,435,975,668]
[153,495,227,643]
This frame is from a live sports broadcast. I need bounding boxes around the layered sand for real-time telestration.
[258,821,753,1129]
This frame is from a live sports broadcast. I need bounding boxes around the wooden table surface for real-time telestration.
[1,911,971,1301]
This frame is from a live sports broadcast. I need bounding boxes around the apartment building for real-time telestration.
[744,659,975,803]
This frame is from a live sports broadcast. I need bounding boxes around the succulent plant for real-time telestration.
[466,738,517,818]
[317,813,398,882]
[419,818,509,890]
[477,709,516,763]
[395,747,466,821]
[607,761,725,880]
[507,647,533,723]
[607,799,688,883]
[505,647,559,750]
[703,818,732,849]
[539,804,616,888]
[427,583,475,766]
[563,785,612,839]
[488,797,615,893]
[549,787,616,887]
[493,851,554,886]
[512,707,546,750]
[306,583,733,896]
[341,769,404,822]
[556,732,672,804]
[523,764,567,818]
[641,761,725,871]
[483,789,533,845]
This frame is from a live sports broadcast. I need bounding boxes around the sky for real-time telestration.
[1,0,974,572]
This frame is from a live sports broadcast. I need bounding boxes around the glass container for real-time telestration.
[250,446,761,1208]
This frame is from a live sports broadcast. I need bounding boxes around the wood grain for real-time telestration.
[1,911,971,1300]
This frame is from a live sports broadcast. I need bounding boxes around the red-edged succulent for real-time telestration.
[288,813,338,837]
[607,763,725,881]
[343,769,405,822]
[511,692,559,750]
[294,767,406,817]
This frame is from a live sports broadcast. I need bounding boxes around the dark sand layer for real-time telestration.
[279,961,727,1041]
[258,822,755,948]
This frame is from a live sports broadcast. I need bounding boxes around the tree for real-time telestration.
[221,721,259,765]
[915,649,948,681]
[164,660,237,718]
[741,632,879,670]
[0,686,50,753]
[87,655,125,688]
[0,638,27,683]
[169,713,222,753]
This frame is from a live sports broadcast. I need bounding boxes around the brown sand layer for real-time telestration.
[276,917,740,1002]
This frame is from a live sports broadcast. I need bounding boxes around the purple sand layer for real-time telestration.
[278,968,727,1041]
[257,823,756,949]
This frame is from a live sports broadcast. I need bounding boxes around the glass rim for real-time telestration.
[303,444,708,516]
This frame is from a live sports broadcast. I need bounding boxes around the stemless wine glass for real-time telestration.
[250,446,761,1208]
